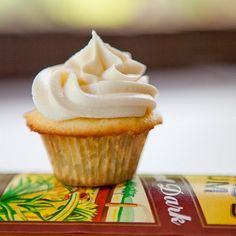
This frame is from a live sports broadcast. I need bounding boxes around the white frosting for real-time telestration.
[32,31,158,121]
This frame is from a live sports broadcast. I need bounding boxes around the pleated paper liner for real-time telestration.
[41,132,148,186]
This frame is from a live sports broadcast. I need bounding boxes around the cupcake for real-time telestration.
[25,31,162,186]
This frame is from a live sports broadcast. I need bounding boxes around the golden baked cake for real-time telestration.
[25,31,162,186]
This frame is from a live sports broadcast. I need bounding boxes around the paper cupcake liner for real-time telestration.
[41,132,148,186]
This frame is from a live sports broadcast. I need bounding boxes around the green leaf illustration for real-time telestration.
[65,201,97,222]
[0,174,98,222]
[0,175,55,221]
[117,180,137,222]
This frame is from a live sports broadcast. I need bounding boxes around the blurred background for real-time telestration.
[0,0,236,175]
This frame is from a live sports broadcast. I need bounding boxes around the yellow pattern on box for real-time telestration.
[185,175,236,225]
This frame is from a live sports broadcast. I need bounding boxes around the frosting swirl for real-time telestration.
[32,31,158,121]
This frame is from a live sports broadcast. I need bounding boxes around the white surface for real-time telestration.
[0,65,236,175]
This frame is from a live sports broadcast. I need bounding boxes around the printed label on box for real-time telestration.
[0,174,154,223]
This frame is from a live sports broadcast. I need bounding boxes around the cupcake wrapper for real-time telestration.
[41,132,148,186]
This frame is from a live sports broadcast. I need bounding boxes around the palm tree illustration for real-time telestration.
[104,180,140,221]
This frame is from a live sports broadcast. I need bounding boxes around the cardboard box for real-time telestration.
[0,174,235,235]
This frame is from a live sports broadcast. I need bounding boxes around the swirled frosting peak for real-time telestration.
[32,30,158,121]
